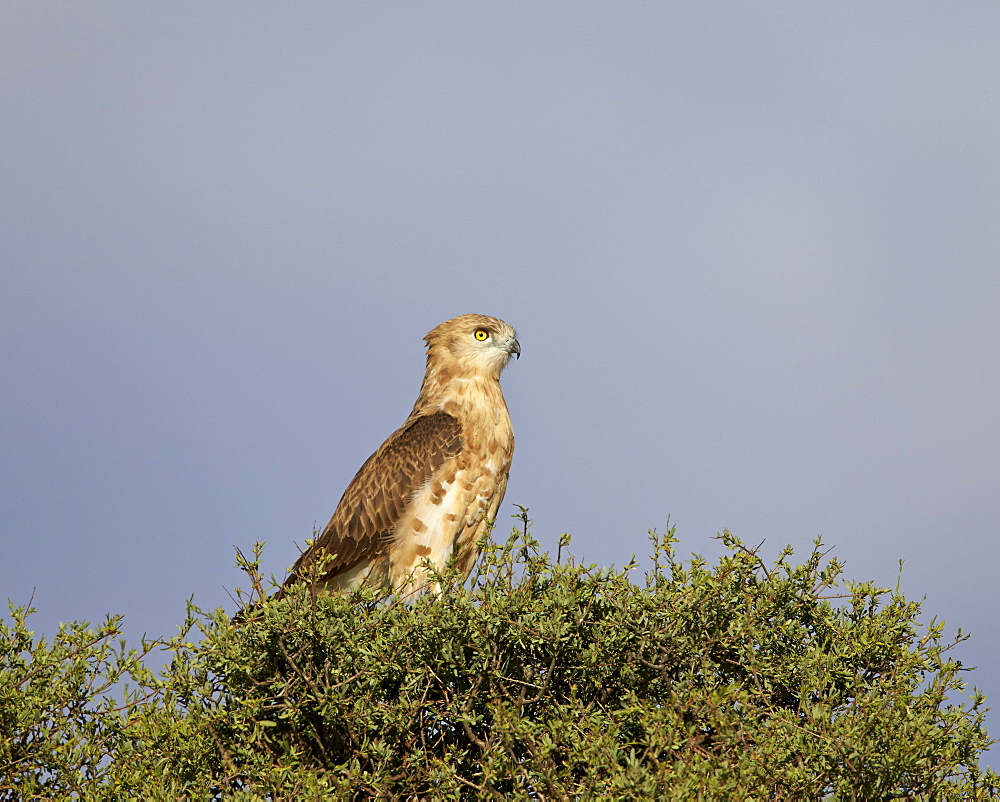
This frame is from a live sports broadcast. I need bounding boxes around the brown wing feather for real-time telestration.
[287,411,463,584]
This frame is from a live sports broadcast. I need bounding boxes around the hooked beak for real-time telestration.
[508,338,521,359]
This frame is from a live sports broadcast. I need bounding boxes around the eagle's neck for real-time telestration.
[412,371,508,420]
[410,349,510,434]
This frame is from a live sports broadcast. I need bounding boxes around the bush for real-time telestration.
[2,516,997,797]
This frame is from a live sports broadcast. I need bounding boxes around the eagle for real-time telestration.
[284,313,519,598]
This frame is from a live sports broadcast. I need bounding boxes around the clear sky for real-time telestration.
[3,3,998,764]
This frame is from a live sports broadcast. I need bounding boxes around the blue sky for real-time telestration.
[3,4,998,763]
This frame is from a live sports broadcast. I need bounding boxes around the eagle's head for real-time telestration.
[424,313,520,380]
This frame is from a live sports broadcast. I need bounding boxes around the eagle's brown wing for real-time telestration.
[286,410,463,585]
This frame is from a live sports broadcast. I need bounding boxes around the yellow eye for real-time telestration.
[474,328,489,341]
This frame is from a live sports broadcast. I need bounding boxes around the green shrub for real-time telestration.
[2,516,997,797]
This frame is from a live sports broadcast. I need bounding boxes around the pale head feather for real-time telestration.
[423,314,520,381]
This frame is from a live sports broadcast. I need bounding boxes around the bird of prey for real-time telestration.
[284,313,519,597]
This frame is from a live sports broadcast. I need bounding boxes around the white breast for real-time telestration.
[388,469,476,596]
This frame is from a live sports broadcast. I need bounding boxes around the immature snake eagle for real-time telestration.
[284,313,519,597]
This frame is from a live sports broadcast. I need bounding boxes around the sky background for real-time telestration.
[2,3,998,764]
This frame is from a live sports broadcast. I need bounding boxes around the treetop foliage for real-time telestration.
[2,513,997,797]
